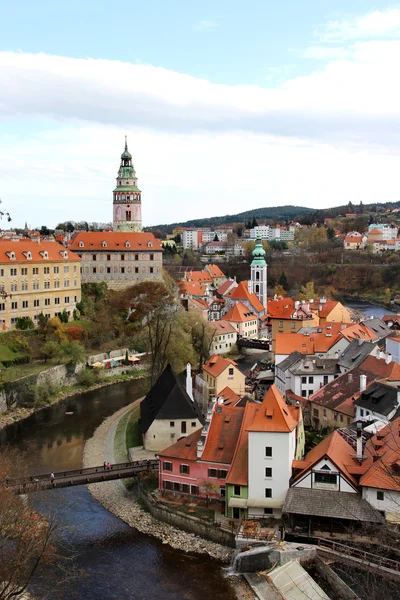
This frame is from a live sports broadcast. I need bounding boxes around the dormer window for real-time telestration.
[148,241,153,248]
[79,241,84,248]
[125,241,131,248]
[60,250,68,259]
[40,251,49,259]
[7,251,16,260]
[22,251,32,260]
[102,241,107,248]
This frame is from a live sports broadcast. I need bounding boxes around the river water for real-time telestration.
[1,380,237,600]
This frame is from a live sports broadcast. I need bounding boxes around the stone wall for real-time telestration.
[139,490,235,548]
[314,555,360,600]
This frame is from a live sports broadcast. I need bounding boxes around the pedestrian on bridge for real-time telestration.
[106,462,111,470]
[50,472,55,483]
[103,461,107,470]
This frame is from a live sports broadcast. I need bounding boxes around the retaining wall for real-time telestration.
[139,491,236,548]
[314,555,360,600]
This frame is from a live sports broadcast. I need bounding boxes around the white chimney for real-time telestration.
[348,373,353,382]
[360,374,367,392]
[186,362,193,400]
[385,353,392,365]
[295,300,300,310]
[356,423,363,462]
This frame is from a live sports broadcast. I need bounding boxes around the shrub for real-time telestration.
[76,368,98,387]
[15,317,34,330]
[65,326,88,344]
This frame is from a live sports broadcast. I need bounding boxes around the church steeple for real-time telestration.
[248,235,268,309]
[113,137,142,232]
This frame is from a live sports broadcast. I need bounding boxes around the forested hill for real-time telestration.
[153,205,313,230]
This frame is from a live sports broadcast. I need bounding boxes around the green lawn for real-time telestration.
[114,405,142,463]
[0,346,24,363]
[0,359,62,382]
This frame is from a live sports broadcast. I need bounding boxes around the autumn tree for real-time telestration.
[177,312,215,372]
[298,281,316,301]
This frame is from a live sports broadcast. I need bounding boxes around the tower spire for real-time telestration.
[112,137,142,233]
[125,135,128,151]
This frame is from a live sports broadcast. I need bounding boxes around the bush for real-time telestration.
[76,368,98,387]
[15,317,34,330]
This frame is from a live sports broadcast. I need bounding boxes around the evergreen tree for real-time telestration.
[278,271,289,291]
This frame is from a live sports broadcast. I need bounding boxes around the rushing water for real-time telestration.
[1,380,237,600]
[345,302,398,319]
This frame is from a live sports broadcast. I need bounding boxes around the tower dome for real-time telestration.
[251,235,267,265]
[248,234,268,309]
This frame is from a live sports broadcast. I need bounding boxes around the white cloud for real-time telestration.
[302,46,351,60]
[194,20,217,31]
[317,8,400,42]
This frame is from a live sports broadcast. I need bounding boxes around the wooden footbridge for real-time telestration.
[3,460,159,494]
[237,337,270,351]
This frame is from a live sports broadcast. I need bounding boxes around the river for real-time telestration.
[1,380,237,600]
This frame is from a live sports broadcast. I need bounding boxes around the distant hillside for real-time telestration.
[149,200,400,232]
[153,205,313,231]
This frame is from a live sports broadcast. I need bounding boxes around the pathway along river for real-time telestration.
[0,379,237,600]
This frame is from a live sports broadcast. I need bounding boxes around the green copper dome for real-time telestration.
[251,235,267,266]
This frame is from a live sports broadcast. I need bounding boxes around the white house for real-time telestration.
[246,385,304,518]
[209,320,237,355]
[275,352,338,399]
[386,336,400,364]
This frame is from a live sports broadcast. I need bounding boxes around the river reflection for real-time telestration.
[2,379,236,600]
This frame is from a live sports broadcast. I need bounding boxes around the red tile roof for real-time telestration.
[275,331,341,355]
[0,240,80,263]
[217,386,241,405]
[203,354,238,378]
[247,385,299,433]
[310,369,375,413]
[201,404,245,464]
[158,428,202,460]
[184,270,213,284]
[69,231,162,252]
[206,264,225,278]
[223,302,257,323]
[210,320,237,335]
[360,355,400,381]
[361,418,400,491]
[226,402,259,486]
[228,281,265,313]
[340,323,378,342]
[218,279,237,296]
[179,280,208,297]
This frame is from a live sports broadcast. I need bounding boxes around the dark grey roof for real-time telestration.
[362,317,392,340]
[283,487,384,523]
[140,365,204,434]
[338,340,376,370]
[291,356,339,376]
[355,381,399,416]
[277,351,303,372]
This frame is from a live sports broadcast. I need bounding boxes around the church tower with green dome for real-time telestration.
[113,137,142,232]
[248,234,268,309]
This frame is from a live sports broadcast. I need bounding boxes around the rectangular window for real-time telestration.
[164,481,173,491]
[170,421,175,428]
[302,390,307,397]
[190,485,199,496]
[150,254,154,260]
[54,266,59,274]
[54,298,60,305]
[0,303,4,311]
[44,267,50,274]
[11,302,18,310]
[218,470,227,479]
[313,408,319,417]
[182,484,190,494]
[162,462,172,472]
[93,267,97,274]
[279,321,283,328]
[315,472,337,485]
[264,507,273,515]
[10,268,17,276]
[45,298,50,306]
[44,281,50,289]
[301,376,307,384]
[265,447,272,458]
[64,296,70,303]
[64,266,69,273]
[92,255,96,261]
[191,421,196,427]
[309,376,314,384]
[234,485,241,496]
[291,322,296,329]
[181,421,187,434]
[180,464,190,475]
[22,300,28,308]
[21,268,28,275]
[135,254,139,261]
[0,268,3,277]
[64,280,70,287]
[121,267,125,274]
[173,482,180,491]
[54,280,60,288]
[208,468,217,478]
[135,267,139,273]
[377,491,384,501]
[149,267,154,274]
[265,488,272,498]
[33,267,39,275]
[107,267,111,274]
[265,467,272,478]
[33,299,39,307]
[323,375,329,385]
[121,254,125,261]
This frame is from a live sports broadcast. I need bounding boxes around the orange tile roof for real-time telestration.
[0,240,80,263]
[203,354,238,378]
[223,302,257,323]
[217,386,241,405]
[361,418,400,491]
[159,428,202,460]
[206,264,225,278]
[247,385,299,433]
[210,320,237,335]
[340,323,377,342]
[360,355,400,381]
[218,279,237,296]
[228,280,265,313]
[70,231,162,252]
[275,331,341,355]
[179,280,208,297]
[293,430,359,487]
[200,404,245,464]
[226,401,259,486]
[368,228,383,235]
[345,236,363,243]
[184,270,213,284]
[188,297,209,311]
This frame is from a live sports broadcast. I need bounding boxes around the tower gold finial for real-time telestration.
[125,135,128,151]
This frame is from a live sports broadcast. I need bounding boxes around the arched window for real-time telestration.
[255,284,260,293]
[256,271,260,281]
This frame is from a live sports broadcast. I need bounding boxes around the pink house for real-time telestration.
[158,397,245,500]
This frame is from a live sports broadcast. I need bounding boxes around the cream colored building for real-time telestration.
[69,231,163,290]
[209,320,237,355]
[202,354,246,398]
[0,240,81,329]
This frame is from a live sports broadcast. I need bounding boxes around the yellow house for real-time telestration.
[268,298,319,359]
[0,240,81,329]
[311,298,352,325]
[223,301,258,338]
[202,354,246,399]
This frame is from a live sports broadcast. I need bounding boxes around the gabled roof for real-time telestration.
[226,401,259,486]
[362,317,392,339]
[340,322,378,342]
[275,331,341,356]
[210,320,237,335]
[293,430,360,487]
[206,264,225,278]
[188,297,209,311]
[382,314,400,325]
[158,428,201,460]
[140,365,204,434]
[200,404,245,464]
[228,281,265,313]
[179,280,209,298]
[69,231,162,252]
[361,417,400,491]
[247,385,300,433]
[217,386,241,405]
[337,340,376,370]
[203,354,238,378]
[310,368,375,413]
[184,269,213,284]
[218,279,238,296]
[360,355,400,381]
[223,302,257,323]
[277,351,303,372]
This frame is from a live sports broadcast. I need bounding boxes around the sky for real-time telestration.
[1,1,400,228]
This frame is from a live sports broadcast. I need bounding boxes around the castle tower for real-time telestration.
[113,137,142,232]
[248,234,267,309]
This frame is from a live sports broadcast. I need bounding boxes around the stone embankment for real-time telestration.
[83,401,233,563]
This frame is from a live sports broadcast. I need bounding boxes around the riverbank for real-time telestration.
[83,401,234,562]
[0,370,149,433]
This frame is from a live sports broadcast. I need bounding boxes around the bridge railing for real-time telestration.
[317,537,400,571]
[2,460,159,488]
